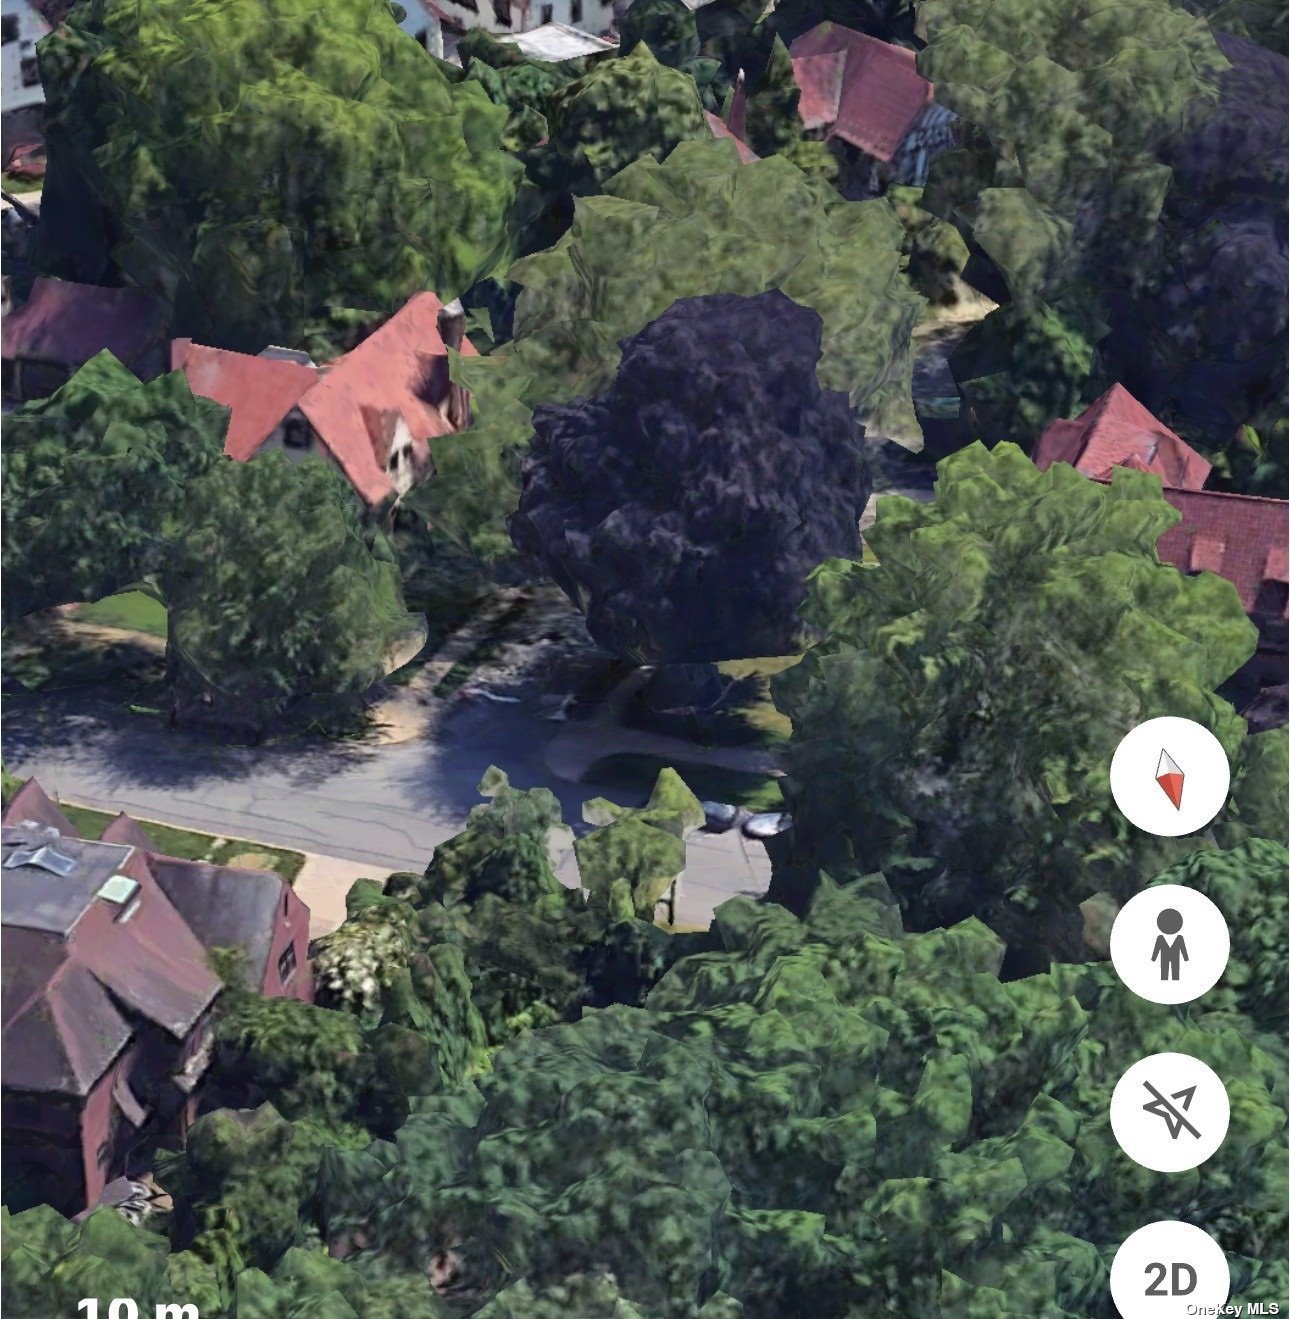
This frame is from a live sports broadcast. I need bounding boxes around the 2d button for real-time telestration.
[1109,717,1231,837]
[1110,1052,1230,1173]
[1110,1221,1230,1318]
[1110,884,1230,1005]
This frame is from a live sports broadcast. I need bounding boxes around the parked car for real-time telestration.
[700,800,747,833]
[742,811,791,840]
[5,141,47,181]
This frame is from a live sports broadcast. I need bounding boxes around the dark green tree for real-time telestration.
[740,36,802,157]
[37,0,522,353]
[918,0,1288,457]
[620,0,728,109]
[163,453,420,732]
[1,352,227,624]
[415,137,922,560]
[316,877,1287,1314]
[766,442,1269,970]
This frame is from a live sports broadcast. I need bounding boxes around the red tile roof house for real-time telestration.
[727,24,952,199]
[0,781,311,1217]
[1034,385,1289,685]
[173,292,477,518]
[1,277,169,403]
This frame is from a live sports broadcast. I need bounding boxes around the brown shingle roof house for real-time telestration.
[788,24,933,162]
[1,781,311,1216]
[2,278,169,403]
[1032,384,1213,491]
[175,292,477,512]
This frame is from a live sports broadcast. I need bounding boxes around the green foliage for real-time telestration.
[620,0,727,110]
[917,0,1231,439]
[1147,839,1289,1040]
[1,1194,441,1317]
[768,443,1265,964]
[416,138,923,559]
[741,36,802,158]
[215,993,370,1124]
[950,301,1104,447]
[421,766,568,906]
[1,1204,220,1317]
[165,453,419,731]
[39,0,522,352]
[578,767,706,916]
[160,1106,364,1277]
[888,185,970,304]
[0,764,24,807]
[1,353,226,623]
[316,877,1287,1313]
[542,44,711,193]
[1209,420,1289,498]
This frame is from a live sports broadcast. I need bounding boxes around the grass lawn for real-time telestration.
[715,654,801,744]
[76,591,168,638]
[582,753,786,813]
[57,801,306,884]
[1,172,41,195]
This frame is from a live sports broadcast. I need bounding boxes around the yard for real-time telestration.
[75,591,168,638]
[2,766,306,883]
[55,800,305,884]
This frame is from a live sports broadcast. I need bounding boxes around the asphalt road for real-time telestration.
[3,688,772,928]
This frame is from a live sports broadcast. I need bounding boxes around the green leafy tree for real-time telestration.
[767,442,1268,969]
[916,0,1234,444]
[740,36,802,157]
[37,0,522,352]
[1,1197,442,1317]
[1,1205,223,1318]
[620,0,728,110]
[1,353,227,624]
[315,877,1286,1314]
[416,137,923,559]
[163,453,420,732]
[533,43,712,195]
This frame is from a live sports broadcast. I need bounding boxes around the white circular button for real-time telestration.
[1109,717,1231,837]
[1110,1052,1229,1173]
[1110,885,1230,1005]
[1110,1220,1230,1317]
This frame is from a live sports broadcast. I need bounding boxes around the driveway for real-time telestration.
[3,687,771,929]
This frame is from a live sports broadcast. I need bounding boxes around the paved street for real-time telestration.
[3,688,772,929]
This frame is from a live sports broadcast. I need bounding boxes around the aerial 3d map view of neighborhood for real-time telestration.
[0,0,1287,1314]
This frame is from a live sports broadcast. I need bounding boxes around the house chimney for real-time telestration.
[437,298,466,354]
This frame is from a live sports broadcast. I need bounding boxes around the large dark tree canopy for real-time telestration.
[508,290,871,666]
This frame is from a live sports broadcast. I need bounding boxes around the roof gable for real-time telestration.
[296,292,478,507]
[1,779,79,838]
[1034,384,1212,490]
[789,25,932,161]
[149,857,285,982]
[173,340,318,462]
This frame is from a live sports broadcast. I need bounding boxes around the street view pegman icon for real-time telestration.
[1110,1221,1231,1318]
[1110,885,1229,1005]
[1151,907,1186,981]
[1110,716,1231,837]
[1111,1052,1229,1173]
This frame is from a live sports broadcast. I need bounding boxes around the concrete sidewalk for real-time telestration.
[295,853,397,939]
